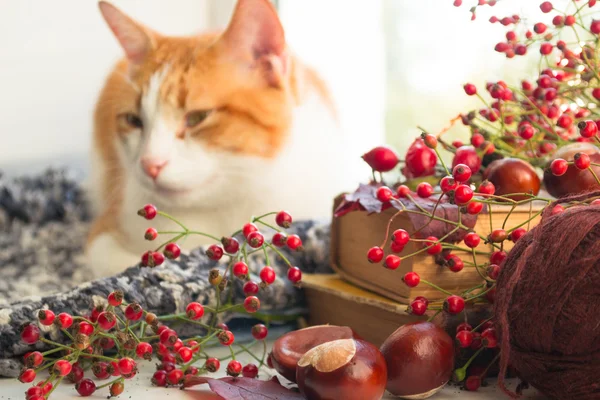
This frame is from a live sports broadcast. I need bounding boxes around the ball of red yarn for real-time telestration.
[495,191,600,400]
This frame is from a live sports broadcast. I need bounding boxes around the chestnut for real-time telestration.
[380,321,454,399]
[483,158,540,200]
[296,338,387,400]
[543,142,600,198]
[269,325,359,382]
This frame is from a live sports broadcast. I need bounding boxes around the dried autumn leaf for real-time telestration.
[183,376,304,400]
[334,183,384,217]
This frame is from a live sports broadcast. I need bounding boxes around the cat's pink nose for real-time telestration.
[141,158,168,180]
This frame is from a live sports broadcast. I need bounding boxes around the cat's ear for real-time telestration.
[220,0,288,86]
[98,1,155,65]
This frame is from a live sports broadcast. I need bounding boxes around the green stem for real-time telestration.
[265,243,293,267]
[421,279,454,296]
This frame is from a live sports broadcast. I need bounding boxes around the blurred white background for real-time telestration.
[0,0,579,174]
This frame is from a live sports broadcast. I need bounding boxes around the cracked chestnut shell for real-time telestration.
[543,142,600,198]
[296,338,387,400]
[269,325,358,382]
[380,322,454,399]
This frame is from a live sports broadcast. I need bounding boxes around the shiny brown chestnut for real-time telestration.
[380,322,454,399]
[543,142,600,198]
[269,325,359,382]
[483,158,540,200]
[296,338,387,400]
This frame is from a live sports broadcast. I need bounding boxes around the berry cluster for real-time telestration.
[17,206,300,398]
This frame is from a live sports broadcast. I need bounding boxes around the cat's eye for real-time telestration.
[124,113,143,129]
[185,110,212,128]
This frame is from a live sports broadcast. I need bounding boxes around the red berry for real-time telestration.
[186,302,204,320]
[242,223,258,239]
[227,360,243,377]
[574,152,591,169]
[445,254,464,273]
[494,42,509,53]
[110,381,125,397]
[465,375,481,391]
[367,246,384,263]
[26,386,43,398]
[456,330,474,348]
[38,310,55,326]
[118,358,136,375]
[152,370,167,387]
[444,295,465,315]
[124,303,143,321]
[392,229,410,246]
[92,362,110,380]
[251,324,268,340]
[518,123,535,140]
[109,361,120,376]
[452,164,472,183]
[405,139,437,177]
[159,328,178,345]
[425,236,442,255]
[243,281,260,296]
[54,360,73,376]
[453,146,482,173]
[259,266,276,285]
[219,330,235,346]
[362,146,399,172]
[540,42,553,55]
[24,351,43,368]
[136,342,153,359]
[540,1,553,13]
[275,211,293,228]
[490,250,508,265]
[471,134,485,148]
[21,324,40,344]
[376,186,394,202]
[464,83,477,96]
[592,19,600,34]
[456,322,472,332]
[141,251,164,267]
[244,296,261,313]
[177,347,193,363]
[164,243,181,259]
[454,0,462,6]
[454,184,474,205]
[205,357,221,373]
[403,272,420,287]
[384,254,401,270]
[19,368,36,383]
[510,228,527,242]
[167,369,184,385]
[489,229,507,243]
[440,176,458,193]
[272,232,287,247]
[286,234,303,251]
[478,180,495,196]
[221,237,240,254]
[488,264,501,280]
[464,232,481,248]
[107,291,123,307]
[56,312,73,329]
[558,114,573,129]
[145,227,158,241]
[550,158,568,176]
[233,262,249,279]
[397,185,411,198]
[407,300,427,316]
[579,120,599,138]
[423,134,438,149]
[416,182,433,198]
[287,266,302,283]
[78,321,94,336]
[242,363,259,378]
[482,327,498,348]
[138,204,157,220]
[97,311,116,331]
[552,15,564,26]
[76,378,96,397]
[206,244,224,260]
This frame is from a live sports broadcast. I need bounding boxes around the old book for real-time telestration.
[330,193,545,304]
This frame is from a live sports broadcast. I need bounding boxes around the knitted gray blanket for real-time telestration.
[0,169,332,377]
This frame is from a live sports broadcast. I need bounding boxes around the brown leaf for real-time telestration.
[183,376,304,400]
[334,183,383,217]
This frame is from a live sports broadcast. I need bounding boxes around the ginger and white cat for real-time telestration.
[87,0,361,277]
